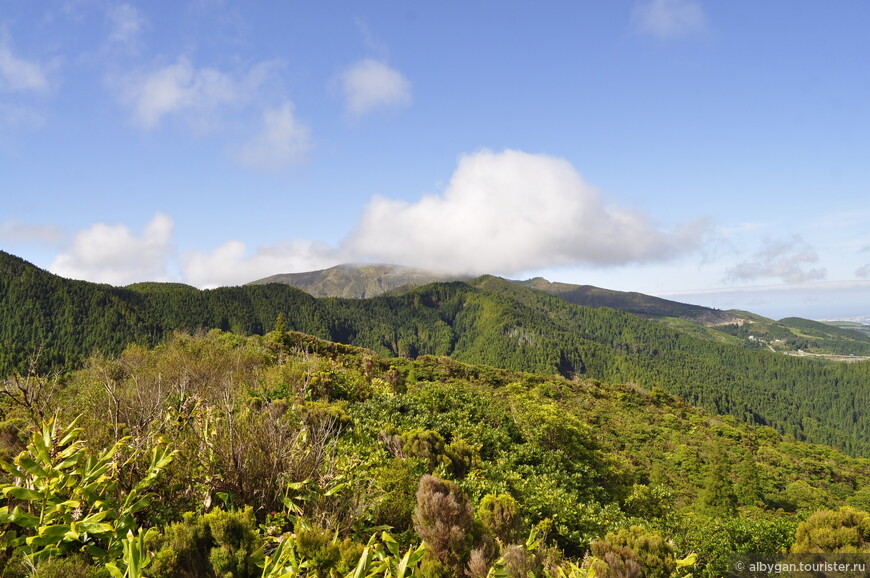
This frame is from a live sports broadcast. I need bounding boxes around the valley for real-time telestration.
[1,250,868,576]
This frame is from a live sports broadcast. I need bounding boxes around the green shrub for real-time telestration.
[478,493,522,544]
[589,526,675,578]
[371,458,427,532]
[0,417,174,570]
[294,524,340,577]
[145,508,262,578]
[28,556,110,578]
[677,515,797,577]
[444,438,477,479]
[792,507,870,553]
[401,429,447,472]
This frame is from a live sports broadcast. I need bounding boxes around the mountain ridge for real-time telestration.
[249,263,470,298]
[250,262,739,325]
[3,250,870,456]
[248,262,870,357]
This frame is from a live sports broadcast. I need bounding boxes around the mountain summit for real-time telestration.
[249,263,736,325]
[248,263,468,298]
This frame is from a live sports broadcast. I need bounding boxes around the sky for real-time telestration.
[1,0,869,321]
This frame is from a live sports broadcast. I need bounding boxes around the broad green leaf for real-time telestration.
[403,544,426,571]
[48,499,82,513]
[57,417,82,446]
[0,458,26,479]
[27,523,72,545]
[76,520,114,535]
[324,482,347,496]
[84,543,108,558]
[5,487,42,501]
[676,552,697,569]
[381,530,400,558]
[347,546,371,578]
[7,506,40,527]
[104,561,125,578]
[80,510,109,524]
[122,495,151,516]
[55,453,81,470]
[15,456,49,478]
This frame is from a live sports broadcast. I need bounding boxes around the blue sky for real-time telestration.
[1,0,869,320]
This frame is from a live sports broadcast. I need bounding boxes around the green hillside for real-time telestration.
[1,250,869,457]
[516,277,736,325]
[823,319,870,337]
[0,330,867,576]
[712,312,870,358]
[245,260,870,358]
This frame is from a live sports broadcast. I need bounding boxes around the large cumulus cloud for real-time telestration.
[345,149,708,275]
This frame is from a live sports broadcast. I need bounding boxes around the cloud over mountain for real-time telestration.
[41,150,709,285]
[50,213,175,285]
[181,239,341,288]
[346,149,708,275]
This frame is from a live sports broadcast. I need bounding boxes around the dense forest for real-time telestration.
[1,251,869,456]
[0,329,868,576]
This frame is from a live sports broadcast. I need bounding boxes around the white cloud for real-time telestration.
[234,101,311,170]
[338,58,411,118]
[857,263,870,278]
[181,240,343,288]
[355,18,389,59]
[49,213,175,285]
[345,149,708,275]
[632,0,705,39]
[121,57,236,129]
[0,36,49,93]
[118,57,281,130]
[32,151,711,288]
[107,3,147,47]
[726,235,826,284]
[0,102,45,130]
[0,219,65,245]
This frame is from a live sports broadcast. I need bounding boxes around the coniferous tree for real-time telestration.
[699,444,738,516]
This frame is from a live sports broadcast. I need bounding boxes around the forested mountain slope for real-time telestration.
[1,250,869,456]
[246,261,870,357]
[247,262,734,324]
[2,330,867,576]
[516,277,736,324]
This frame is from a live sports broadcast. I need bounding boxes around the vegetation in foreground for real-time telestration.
[1,328,868,576]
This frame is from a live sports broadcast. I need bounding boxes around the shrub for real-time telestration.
[478,493,523,544]
[294,523,340,577]
[0,417,174,570]
[502,543,542,578]
[25,555,110,578]
[589,526,675,578]
[146,508,262,578]
[444,438,477,479]
[371,458,427,532]
[401,429,447,472]
[792,507,870,553]
[412,475,473,574]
